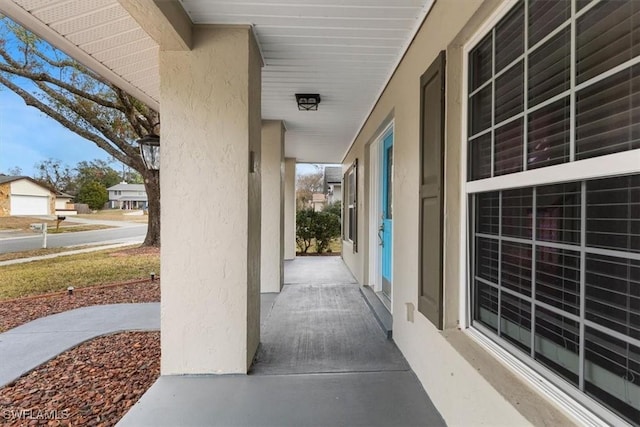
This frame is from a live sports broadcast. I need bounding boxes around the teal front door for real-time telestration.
[381,131,393,299]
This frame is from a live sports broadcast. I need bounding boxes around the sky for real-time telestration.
[0,88,113,177]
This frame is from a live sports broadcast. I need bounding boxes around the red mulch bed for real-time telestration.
[0,331,160,427]
[0,281,160,333]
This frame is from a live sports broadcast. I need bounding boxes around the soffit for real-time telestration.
[2,0,160,109]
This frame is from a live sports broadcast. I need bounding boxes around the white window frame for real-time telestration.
[459,0,640,425]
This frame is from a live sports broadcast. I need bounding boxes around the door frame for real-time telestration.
[368,121,394,311]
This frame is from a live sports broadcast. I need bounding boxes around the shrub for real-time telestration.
[323,201,341,218]
[296,207,341,254]
[314,211,340,253]
[76,181,108,210]
[296,209,315,253]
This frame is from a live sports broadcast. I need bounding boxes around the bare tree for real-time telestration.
[0,17,160,246]
[296,167,324,210]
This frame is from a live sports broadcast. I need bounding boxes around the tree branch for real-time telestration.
[32,79,141,161]
[0,74,144,169]
[0,49,123,111]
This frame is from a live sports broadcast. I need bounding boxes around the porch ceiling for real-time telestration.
[1,0,433,163]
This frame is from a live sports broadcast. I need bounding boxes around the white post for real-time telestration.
[160,26,262,375]
[42,223,47,249]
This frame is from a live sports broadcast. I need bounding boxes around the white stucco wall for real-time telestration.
[11,179,52,197]
[159,25,261,375]
[340,0,537,425]
[55,198,71,210]
[261,120,285,293]
[283,158,296,260]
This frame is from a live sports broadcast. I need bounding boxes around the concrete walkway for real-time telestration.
[119,258,445,427]
[0,303,160,388]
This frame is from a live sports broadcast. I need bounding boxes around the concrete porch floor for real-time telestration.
[118,257,445,426]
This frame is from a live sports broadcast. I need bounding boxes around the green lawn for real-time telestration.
[0,248,160,300]
[0,245,100,262]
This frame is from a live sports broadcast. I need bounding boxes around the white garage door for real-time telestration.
[10,195,49,215]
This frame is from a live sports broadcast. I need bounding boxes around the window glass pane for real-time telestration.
[536,182,581,245]
[469,34,493,91]
[495,1,524,73]
[476,237,499,284]
[348,207,355,241]
[502,187,532,239]
[528,97,570,169]
[476,191,500,235]
[586,175,640,253]
[576,0,640,85]
[494,119,523,176]
[585,328,640,424]
[495,61,524,124]
[576,0,591,12]
[475,281,499,332]
[585,254,640,340]
[576,65,640,160]
[534,307,579,385]
[528,27,571,108]
[536,247,580,315]
[469,133,492,181]
[500,292,531,352]
[501,241,532,296]
[470,85,492,135]
[348,170,356,204]
[528,0,571,48]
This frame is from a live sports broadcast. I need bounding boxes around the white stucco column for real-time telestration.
[284,158,296,260]
[160,26,262,375]
[261,120,285,293]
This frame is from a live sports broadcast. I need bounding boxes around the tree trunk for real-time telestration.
[142,170,160,247]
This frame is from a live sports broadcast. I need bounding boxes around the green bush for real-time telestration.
[323,201,341,218]
[314,211,340,253]
[296,207,341,254]
[296,209,316,253]
[76,181,108,210]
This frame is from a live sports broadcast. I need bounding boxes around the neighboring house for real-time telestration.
[55,192,77,215]
[0,175,55,216]
[323,166,341,205]
[55,192,73,210]
[310,193,325,212]
[107,183,147,209]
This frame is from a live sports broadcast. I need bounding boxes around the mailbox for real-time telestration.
[57,215,66,221]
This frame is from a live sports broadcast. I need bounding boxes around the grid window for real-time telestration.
[470,175,640,424]
[467,2,640,422]
[467,0,640,182]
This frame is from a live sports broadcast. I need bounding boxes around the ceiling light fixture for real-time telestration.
[295,93,321,111]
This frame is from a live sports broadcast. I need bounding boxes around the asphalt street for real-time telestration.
[0,225,147,254]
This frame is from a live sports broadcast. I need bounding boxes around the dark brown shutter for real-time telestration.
[418,51,445,329]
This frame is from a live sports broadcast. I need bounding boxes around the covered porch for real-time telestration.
[2,0,632,425]
[119,257,445,426]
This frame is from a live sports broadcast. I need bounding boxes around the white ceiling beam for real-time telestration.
[118,0,192,51]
